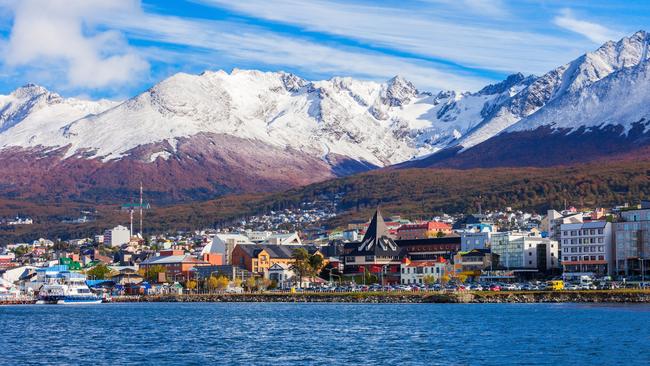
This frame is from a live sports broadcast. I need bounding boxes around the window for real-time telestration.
[528,252,532,256]
[528,261,532,265]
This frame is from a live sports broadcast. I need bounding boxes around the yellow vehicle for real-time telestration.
[548,280,564,291]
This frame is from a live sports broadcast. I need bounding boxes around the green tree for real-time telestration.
[292,248,325,287]
[291,248,311,287]
[86,264,111,280]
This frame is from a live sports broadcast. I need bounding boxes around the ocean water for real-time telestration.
[1,302,649,365]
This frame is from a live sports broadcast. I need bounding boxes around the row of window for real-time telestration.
[401,267,441,274]
[563,237,604,244]
[562,229,604,237]
[562,246,605,253]
[562,255,605,262]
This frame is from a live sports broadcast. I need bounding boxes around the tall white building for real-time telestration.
[491,232,559,271]
[103,225,131,248]
[560,221,613,277]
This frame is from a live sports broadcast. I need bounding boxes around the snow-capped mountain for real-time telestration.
[406,30,650,168]
[2,30,650,202]
[0,69,529,166]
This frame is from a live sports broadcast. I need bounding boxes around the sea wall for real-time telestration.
[112,290,650,304]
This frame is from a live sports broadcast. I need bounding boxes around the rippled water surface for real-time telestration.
[1,302,649,365]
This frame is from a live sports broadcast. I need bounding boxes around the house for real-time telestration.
[343,209,402,283]
[397,221,452,240]
[268,263,295,289]
[231,244,322,276]
[140,255,208,282]
[400,257,447,285]
[110,267,143,285]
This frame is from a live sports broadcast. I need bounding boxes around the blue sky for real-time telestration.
[0,0,648,99]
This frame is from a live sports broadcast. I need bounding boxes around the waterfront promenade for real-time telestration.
[109,289,650,304]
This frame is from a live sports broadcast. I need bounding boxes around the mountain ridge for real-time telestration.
[2,31,650,202]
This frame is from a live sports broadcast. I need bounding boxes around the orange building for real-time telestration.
[231,244,322,275]
[397,221,452,240]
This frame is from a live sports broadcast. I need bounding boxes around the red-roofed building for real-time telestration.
[397,221,452,240]
[400,257,448,285]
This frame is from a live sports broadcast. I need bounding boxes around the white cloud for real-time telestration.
[2,0,148,89]
[197,0,586,75]
[554,8,621,44]
[103,10,491,91]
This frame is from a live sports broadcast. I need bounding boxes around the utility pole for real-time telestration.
[139,181,144,236]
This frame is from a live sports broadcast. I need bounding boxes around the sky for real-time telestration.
[0,0,647,99]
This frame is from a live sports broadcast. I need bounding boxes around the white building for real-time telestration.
[542,209,583,241]
[103,225,131,248]
[268,263,295,289]
[246,231,272,243]
[400,259,446,285]
[203,234,253,264]
[491,233,559,271]
[560,221,613,277]
[263,232,302,246]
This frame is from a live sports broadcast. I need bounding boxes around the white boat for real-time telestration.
[36,267,101,305]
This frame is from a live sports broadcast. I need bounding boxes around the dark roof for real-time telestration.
[347,209,400,256]
[396,236,461,247]
[236,244,320,259]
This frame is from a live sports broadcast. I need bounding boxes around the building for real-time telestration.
[246,231,272,243]
[559,221,613,277]
[400,257,446,285]
[396,221,452,240]
[202,234,252,265]
[396,236,461,262]
[343,210,402,282]
[614,207,650,276]
[231,244,321,276]
[268,263,295,289]
[262,232,302,246]
[103,225,131,248]
[194,264,253,282]
[140,255,208,282]
[491,233,559,272]
[542,209,583,241]
[454,249,499,273]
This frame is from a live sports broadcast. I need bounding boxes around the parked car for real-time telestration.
[489,284,501,291]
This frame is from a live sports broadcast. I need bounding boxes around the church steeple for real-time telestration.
[358,208,398,252]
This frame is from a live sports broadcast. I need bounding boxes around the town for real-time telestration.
[1,198,649,304]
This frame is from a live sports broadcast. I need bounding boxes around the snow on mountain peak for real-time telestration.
[383,75,418,107]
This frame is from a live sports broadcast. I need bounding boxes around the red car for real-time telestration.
[489,284,501,292]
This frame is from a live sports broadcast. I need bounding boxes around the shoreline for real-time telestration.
[109,290,650,304]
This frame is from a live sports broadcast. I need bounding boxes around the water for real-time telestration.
[1,303,649,365]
